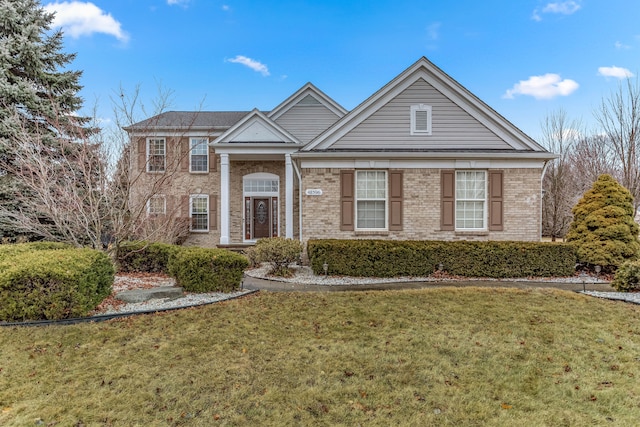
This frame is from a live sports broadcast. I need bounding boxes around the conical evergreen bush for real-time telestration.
[566,174,640,270]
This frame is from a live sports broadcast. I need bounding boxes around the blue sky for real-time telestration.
[42,0,639,141]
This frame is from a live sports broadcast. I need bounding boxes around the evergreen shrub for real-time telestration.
[168,247,248,293]
[251,237,303,276]
[611,260,640,292]
[115,241,178,273]
[0,241,71,262]
[307,239,576,278]
[566,174,640,270]
[0,248,114,321]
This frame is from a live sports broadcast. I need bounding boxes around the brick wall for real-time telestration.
[301,167,542,244]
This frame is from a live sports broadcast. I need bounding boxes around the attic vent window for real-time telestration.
[410,104,432,135]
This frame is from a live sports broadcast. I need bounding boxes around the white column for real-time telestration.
[285,153,294,239]
[220,154,230,245]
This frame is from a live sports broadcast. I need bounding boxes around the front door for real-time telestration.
[253,198,271,239]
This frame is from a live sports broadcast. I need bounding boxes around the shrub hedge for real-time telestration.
[0,248,114,321]
[0,241,71,262]
[307,239,576,278]
[168,247,249,293]
[115,241,179,273]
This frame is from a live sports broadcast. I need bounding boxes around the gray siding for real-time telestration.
[275,104,341,144]
[332,78,512,150]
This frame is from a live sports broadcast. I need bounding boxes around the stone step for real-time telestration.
[116,286,184,303]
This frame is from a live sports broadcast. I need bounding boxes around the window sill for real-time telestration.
[354,230,389,236]
[189,230,209,234]
[454,230,489,236]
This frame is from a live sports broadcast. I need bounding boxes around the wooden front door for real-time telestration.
[253,198,271,239]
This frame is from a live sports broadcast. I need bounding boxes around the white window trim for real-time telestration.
[355,170,388,231]
[190,194,209,233]
[189,137,209,173]
[410,104,432,136]
[147,195,166,215]
[455,170,488,231]
[146,137,166,173]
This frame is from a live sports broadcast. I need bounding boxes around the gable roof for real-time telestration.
[303,57,548,153]
[268,82,347,121]
[215,108,300,144]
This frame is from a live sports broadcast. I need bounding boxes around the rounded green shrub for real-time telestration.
[168,247,248,293]
[0,241,71,262]
[0,248,114,321]
[252,237,303,276]
[115,241,179,273]
[612,260,640,292]
[566,174,640,270]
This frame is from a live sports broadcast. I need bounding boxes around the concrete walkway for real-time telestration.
[241,275,614,293]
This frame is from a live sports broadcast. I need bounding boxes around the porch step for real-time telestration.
[116,286,184,303]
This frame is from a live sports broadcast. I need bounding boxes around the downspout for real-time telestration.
[292,158,303,243]
[540,159,552,241]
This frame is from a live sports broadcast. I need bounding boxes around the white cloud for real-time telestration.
[226,56,270,76]
[43,1,128,42]
[503,74,579,100]
[426,22,440,41]
[542,1,581,14]
[167,0,190,6]
[222,5,231,12]
[598,66,635,79]
[532,1,581,21]
[615,41,631,50]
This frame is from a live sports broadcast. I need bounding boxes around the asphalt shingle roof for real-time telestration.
[125,111,251,130]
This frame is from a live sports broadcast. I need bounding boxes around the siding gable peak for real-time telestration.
[268,82,347,121]
[303,57,548,153]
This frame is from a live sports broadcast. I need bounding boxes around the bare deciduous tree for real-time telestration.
[594,77,640,210]
[571,133,616,194]
[0,84,197,251]
[541,109,581,240]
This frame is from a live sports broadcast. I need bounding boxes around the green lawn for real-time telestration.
[1,287,640,426]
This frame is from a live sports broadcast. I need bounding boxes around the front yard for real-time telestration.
[1,287,640,426]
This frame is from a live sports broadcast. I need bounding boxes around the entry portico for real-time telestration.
[213,109,298,245]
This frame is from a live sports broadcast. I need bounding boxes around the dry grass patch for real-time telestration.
[1,287,640,426]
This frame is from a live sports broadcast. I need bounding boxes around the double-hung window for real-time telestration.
[190,195,209,232]
[147,138,166,172]
[356,170,387,229]
[190,138,208,172]
[455,171,486,230]
[147,195,166,215]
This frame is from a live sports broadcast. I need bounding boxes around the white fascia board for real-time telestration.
[298,158,549,170]
[213,145,300,155]
[292,150,558,160]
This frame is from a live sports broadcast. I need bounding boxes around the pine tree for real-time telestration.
[566,174,640,270]
[0,0,91,241]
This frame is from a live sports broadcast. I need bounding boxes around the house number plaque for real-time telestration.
[305,189,323,196]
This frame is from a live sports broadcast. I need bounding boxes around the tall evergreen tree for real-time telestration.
[566,174,640,270]
[0,0,90,240]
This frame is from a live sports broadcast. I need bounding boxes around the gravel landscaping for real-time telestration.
[92,266,639,317]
